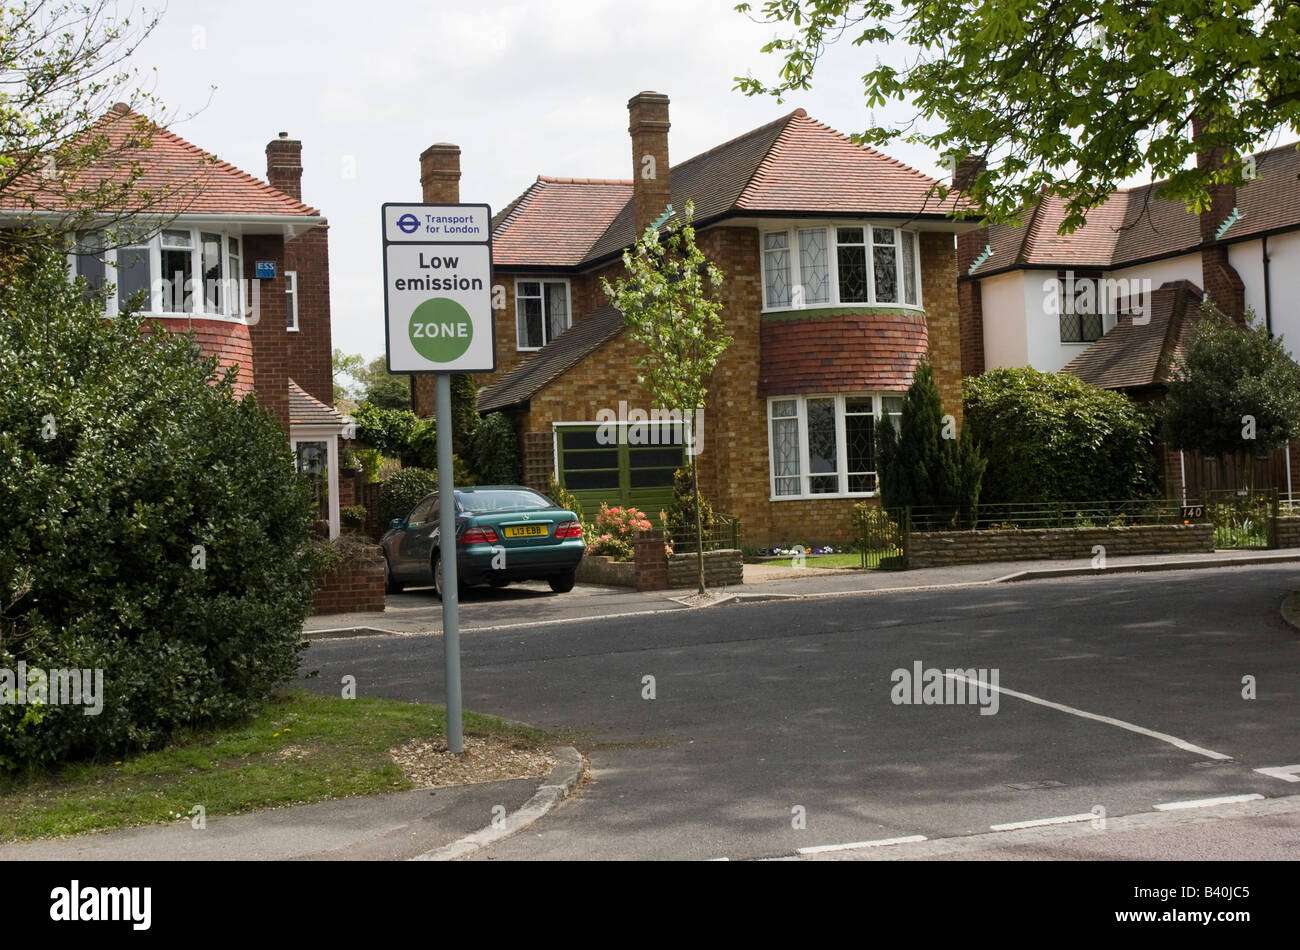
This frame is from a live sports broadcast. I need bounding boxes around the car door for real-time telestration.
[393,494,437,582]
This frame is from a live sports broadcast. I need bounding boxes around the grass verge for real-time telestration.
[0,689,557,842]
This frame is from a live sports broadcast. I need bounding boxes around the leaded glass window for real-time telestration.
[798,228,829,305]
[871,226,898,303]
[769,399,800,496]
[763,232,791,307]
[807,397,838,494]
[836,227,868,303]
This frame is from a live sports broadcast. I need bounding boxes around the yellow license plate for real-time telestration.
[504,524,548,538]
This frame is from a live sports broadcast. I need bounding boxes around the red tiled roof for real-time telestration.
[738,113,965,217]
[758,312,929,396]
[289,378,345,426]
[1059,281,1212,390]
[1,104,320,217]
[492,177,632,268]
[495,109,971,269]
[964,140,1300,277]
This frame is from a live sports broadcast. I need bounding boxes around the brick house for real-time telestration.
[1,105,349,535]
[437,92,973,547]
[957,132,1300,501]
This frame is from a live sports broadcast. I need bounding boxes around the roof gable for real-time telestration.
[1,104,321,218]
[1059,280,1209,390]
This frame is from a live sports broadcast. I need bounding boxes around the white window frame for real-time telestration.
[514,277,572,351]
[285,270,299,331]
[67,225,250,322]
[766,393,905,500]
[759,221,924,313]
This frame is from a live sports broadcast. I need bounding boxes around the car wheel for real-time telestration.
[433,553,468,600]
[548,570,576,594]
[384,556,403,594]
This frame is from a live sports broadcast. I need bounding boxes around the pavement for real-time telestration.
[305,546,1300,637]
[0,749,583,862]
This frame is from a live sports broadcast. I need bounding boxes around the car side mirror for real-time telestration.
[389,518,405,530]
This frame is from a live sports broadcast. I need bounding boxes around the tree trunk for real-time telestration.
[692,457,705,595]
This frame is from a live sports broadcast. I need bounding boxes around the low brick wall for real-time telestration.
[908,523,1214,569]
[313,541,386,614]
[576,555,635,587]
[1275,516,1300,548]
[667,549,744,588]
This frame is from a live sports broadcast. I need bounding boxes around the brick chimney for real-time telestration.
[1192,116,1245,322]
[265,132,303,201]
[628,91,671,235]
[411,144,462,418]
[952,155,985,193]
[420,143,461,204]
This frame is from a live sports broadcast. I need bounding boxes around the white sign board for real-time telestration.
[382,202,495,373]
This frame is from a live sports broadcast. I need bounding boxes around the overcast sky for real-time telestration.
[122,0,948,365]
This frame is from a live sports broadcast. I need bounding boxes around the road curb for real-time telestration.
[410,746,584,861]
[995,552,1300,583]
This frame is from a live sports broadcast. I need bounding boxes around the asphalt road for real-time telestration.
[300,563,1300,860]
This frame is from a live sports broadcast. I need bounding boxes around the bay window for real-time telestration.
[767,393,905,498]
[67,226,248,320]
[762,222,923,311]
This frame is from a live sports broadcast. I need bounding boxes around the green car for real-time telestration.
[380,485,585,598]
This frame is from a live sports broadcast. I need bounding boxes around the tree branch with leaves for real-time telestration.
[735,0,1300,233]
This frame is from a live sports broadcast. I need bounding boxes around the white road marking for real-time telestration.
[989,813,1097,832]
[796,835,927,854]
[1154,794,1264,811]
[1254,765,1300,783]
[943,673,1232,760]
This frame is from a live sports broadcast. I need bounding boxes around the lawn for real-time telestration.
[0,690,558,842]
[801,553,864,569]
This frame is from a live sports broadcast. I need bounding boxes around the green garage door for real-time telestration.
[556,425,683,517]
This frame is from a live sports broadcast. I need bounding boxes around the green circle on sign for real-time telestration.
[408,298,473,363]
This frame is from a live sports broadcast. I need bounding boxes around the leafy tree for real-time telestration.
[1163,305,1300,490]
[734,0,1300,232]
[359,355,410,411]
[964,366,1158,503]
[378,468,439,526]
[601,201,731,594]
[876,361,986,514]
[332,349,365,405]
[0,247,325,768]
[0,2,186,247]
[351,402,423,460]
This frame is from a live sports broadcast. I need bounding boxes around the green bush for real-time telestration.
[876,361,986,512]
[545,476,584,522]
[666,463,714,535]
[963,367,1158,504]
[472,412,522,484]
[351,402,423,460]
[378,468,439,526]
[0,248,325,769]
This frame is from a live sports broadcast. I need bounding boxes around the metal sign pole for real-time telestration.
[436,371,463,754]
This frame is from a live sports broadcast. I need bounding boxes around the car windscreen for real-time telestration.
[457,489,553,513]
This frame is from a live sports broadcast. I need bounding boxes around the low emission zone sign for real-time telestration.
[382,202,494,373]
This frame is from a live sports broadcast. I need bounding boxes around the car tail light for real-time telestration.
[555,521,583,539]
[460,526,499,544]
